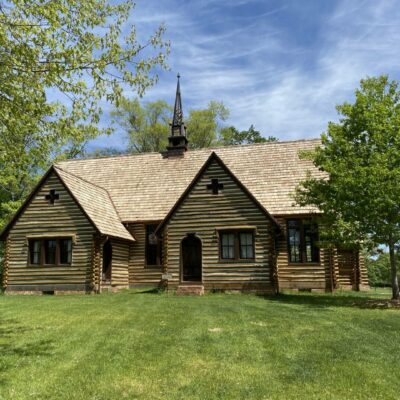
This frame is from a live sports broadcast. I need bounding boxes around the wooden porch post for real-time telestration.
[270,236,279,294]
[353,250,360,291]
[90,233,103,293]
[328,247,338,292]
[2,236,10,289]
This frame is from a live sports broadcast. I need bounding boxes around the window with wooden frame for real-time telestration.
[28,238,73,266]
[219,230,255,261]
[287,219,319,263]
[145,224,162,267]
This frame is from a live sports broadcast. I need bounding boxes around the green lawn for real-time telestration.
[0,289,399,400]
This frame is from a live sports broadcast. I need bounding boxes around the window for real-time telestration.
[240,232,254,259]
[287,219,319,263]
[29,240,41,265]
[220,231,255,261]
[59,238,73,264]
[145,224,162,267]
[28,238,73,266]
[288,220,301,262]
[221,233,235,259]
[44,239,57,264]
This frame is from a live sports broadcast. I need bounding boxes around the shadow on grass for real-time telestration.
[265,292,399,310]
[128,287,166,295]
[124,287,399,309]
[0,317,54,387]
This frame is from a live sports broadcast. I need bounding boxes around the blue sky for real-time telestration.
[88,0,400,151]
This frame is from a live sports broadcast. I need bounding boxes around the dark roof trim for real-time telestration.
[0,166,101,241]
[155,152,281,234]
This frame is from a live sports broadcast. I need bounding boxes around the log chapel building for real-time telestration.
[0,77,369,294]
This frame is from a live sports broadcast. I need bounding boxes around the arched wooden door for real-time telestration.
[102,240,112,281]
[181,235,202,282]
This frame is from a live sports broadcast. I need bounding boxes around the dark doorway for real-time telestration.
[102,241,112,281]
[181,234,202,282]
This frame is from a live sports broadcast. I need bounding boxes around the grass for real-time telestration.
[0,288,399,400]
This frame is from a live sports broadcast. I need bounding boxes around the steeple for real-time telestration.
[171,73,185,136]
[165,74,188,156]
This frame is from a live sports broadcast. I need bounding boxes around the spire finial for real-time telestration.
[164,73,188,156]
[171,73,184,135]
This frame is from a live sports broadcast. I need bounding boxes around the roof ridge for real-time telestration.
[58,137,322,163]
[55,166,125,223]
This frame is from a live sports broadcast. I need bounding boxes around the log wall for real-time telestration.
[336,249,370,290]
[6,172,96,292]
[164,159,275,293]
[358,252,369,289]
[110,238,130,287]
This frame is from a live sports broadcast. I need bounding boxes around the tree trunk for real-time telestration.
[388,240,399,300]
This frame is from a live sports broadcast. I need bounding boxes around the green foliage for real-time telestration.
[0,242,3,290]
[109,98,279,153]
[84,147,127,158]
[112,97,172,152]
[0,290,399,399]
[296,75,400,298]
[219,124,278,145]
[364,249,400,287]
[365,251,391,287]
[186,101,229,148]
[0,0,168,230]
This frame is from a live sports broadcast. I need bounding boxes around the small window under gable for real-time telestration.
[206,178,224,195]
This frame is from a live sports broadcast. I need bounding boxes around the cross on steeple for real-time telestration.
[45,189,59,204]
[207,178,224,195]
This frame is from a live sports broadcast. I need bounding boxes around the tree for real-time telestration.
[84,147,127,158]
[186,101,229,148]
[112,98,172,152]
[296,76,400,300]
[0,1,168,286]
[112,99,230,151]
[0,0,168,226]
[364,249,393,287]
[108,99,277,154]
[219,125,278,145]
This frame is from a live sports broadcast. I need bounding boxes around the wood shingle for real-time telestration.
[56,139,324,222]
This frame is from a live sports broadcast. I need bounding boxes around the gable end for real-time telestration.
[156,152,281,234]
[0,166,99,241]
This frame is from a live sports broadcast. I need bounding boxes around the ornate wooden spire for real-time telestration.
[166,73,188,155]
[171,73,185,136]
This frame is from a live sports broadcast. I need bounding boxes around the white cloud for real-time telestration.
[88,0,400,150]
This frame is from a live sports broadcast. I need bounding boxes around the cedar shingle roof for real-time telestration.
[55,167,134,241]
[56,139,324,223]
